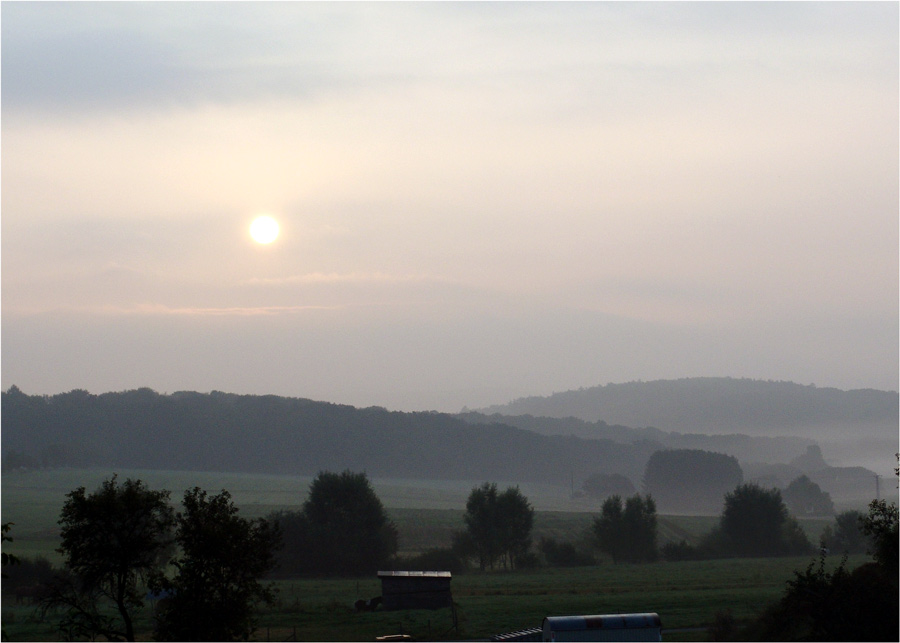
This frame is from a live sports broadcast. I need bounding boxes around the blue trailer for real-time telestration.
[542,613,662,642]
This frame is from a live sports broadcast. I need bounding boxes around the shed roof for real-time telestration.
[377,571,452,578]
[543,613,661,631]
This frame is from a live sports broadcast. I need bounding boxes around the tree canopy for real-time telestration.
[782,475,835,516]
[152,488,281,642]
[713,483,811,558]
[592,494,658,563]
[751,499,899,641]
[273,470,397,577]
[820,510,867,554]
[459,483,534,570]
[49,476,175,642]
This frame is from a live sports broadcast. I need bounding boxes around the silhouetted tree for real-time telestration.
[643,449,743,513]
[707,483,811,558]
[463,483,499,570]
[46,476,175,642]
[2,522,21,642]
[462,483,534,570]
[860,498,898,577]
[820,510,867,555]
[782,475,834,516]
[1,523,20,572]
[152,488,280,642]
[273,470,397,576]
[593,494,657,563]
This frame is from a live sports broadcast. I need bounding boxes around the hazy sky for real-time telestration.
[2,2,897,412]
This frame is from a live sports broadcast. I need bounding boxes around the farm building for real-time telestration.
[542,613,662,642]
[377,571,452,611]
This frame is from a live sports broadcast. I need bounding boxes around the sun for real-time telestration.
[250,215,280,244]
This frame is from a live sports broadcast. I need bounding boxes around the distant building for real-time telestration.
[377,571,452,611]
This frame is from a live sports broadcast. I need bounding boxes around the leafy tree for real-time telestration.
[495,486,535,570]
[539,537,596,567]
[751,552,898,641]
[593,494,657,563]
[820,510,867,555]
[273,470,397,576]
[747,465,900,639]
[643,449,743,513]
[593,495,625,563]
[2,522,21,642]
[860,498,898,577]
[462,483,534,570]
[463,482,499,570]
[581,473,635,500]
[152,488,280,642]
[712,483,811,558]
[46,476,175,642]
[2,523,20,572]
[782,475,834,516]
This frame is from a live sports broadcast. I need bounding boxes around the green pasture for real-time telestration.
[2,556,869,641]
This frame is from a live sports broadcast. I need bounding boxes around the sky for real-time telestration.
[2,2,897,412]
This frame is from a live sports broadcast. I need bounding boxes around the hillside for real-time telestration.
[1,386,660,488]
[478,377,898,439]
[455,412,816,465]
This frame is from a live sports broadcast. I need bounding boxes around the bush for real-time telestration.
[820,510,867,555]
[539,537,596,567]
[748,554,898,641]
[660,540,703,562]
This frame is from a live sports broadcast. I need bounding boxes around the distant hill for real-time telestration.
[477,377,898,439]
[455,412,816,465]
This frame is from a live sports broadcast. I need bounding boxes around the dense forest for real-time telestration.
[479,377,898,438]
[1,386,659,486]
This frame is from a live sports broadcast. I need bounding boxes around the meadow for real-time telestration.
[1,468,849,641]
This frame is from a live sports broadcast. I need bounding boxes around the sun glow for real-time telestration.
[250,215,280,244]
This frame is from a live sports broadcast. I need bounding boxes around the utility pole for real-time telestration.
[875,474,880,500]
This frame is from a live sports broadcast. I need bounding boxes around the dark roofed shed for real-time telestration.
[377,571,452,611]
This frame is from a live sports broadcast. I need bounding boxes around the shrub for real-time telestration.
[539,537,596,567]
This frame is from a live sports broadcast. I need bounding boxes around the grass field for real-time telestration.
[1,468,855,641]
[2,556,867,641]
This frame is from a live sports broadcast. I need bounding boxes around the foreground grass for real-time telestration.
[3,556,868,641]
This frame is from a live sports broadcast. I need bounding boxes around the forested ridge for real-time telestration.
[479,377,898,436]
[3,380,891,490]
[1,386,660,485]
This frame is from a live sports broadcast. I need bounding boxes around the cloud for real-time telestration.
[4,303,342,318]
[238,272,457,287]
